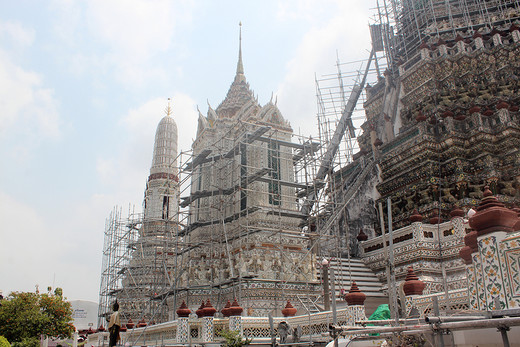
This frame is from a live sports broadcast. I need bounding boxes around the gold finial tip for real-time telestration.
[165,98,173,116]
[239,21,242,26]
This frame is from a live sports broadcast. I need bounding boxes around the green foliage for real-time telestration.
[0,336,11,347]
[220,330,251,347]
[11,337,39,347]
[0,289,74,345]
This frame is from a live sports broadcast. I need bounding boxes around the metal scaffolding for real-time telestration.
[375,0,520,70]
[98,205,141,325]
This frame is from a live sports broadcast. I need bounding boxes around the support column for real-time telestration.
[344,282,366,326]
[345,305,366,326]
[228,299,244,336]
[229,316,243,335]
[202,316,214,343]
[403,267,425,317]
[176,301,192,344]
[322,259,330,311]
[176,317,190,344]
[477,232,508,310]
[472,252,487,309]
[465,264,480,310]
[467,187,517,310]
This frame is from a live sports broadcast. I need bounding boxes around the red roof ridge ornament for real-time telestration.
[496,100,510,110]
[464,228,478,252]
[196,301,206,318]
[450,206,465,218]
[344,281,366,306]
[176,300,191,318]
[403,266,426,296]
[416,111,427,122]
[409,209,423,223]
[228,298,244,316]
[357,229,368,242]
[429,209,442,224]
[459,244,473,264]
[221,300,232,317]
[202,299,217,317]
[282,300,297,317]
[469,186,517,236]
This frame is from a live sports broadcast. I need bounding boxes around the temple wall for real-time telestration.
[358,25,520,232]
[360,217,466,294]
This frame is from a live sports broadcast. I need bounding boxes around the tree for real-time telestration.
[0,336,11,347]
[220,330,251,347]
[0,289,74,346]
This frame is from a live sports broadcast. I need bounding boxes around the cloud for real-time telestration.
[0,21,35,47]
[277,0,335,24]
[0,189,112,301]
[0,22,60,147]
[50,0,196,88]
[275,0,371,138]
[123,93,198,152]
[0,192,65,296]
[86,0,179,57]
[97,93,198,206]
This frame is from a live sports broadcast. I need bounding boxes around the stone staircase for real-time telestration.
[317,257,388,316]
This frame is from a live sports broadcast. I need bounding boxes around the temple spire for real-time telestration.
[235,22,245,79]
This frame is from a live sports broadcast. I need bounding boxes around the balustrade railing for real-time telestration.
[87,307,368,346]
[361,221,458,256]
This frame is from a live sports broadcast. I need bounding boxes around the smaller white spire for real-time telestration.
[234,22,245,83]
[237,22,244,75]
[150,99,178,175]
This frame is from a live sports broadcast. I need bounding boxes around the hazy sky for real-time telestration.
[0,0,373,302]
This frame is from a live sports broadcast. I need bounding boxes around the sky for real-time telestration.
[0,0,374,302]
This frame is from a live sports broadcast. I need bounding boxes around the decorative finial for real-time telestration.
[236,22,244,76]
[165,98,173,116]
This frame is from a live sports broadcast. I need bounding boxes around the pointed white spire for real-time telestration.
[233,22,245,83]
[236,22,244,75]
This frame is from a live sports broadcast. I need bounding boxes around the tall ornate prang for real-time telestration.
[117,99,180,323]
[173,23,320,317]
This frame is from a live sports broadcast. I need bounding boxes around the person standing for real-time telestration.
[108,301,121,347]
